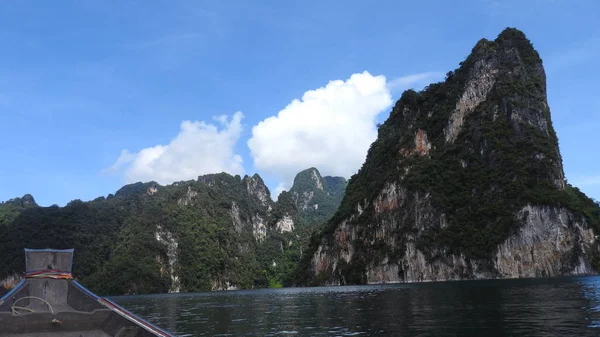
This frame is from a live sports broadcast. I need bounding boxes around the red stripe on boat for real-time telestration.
[98,298,171,336]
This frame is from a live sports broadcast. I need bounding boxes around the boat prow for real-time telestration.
[0,248,175,337]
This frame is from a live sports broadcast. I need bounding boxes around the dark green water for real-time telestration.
[110,276,600,336]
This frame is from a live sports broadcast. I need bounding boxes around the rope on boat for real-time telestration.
[11,296,54,315]
[9,270,67,316]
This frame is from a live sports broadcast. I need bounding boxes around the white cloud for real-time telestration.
[110,111,245,184]
[387,72,444,93]
[248,71,395,190]
[107,70,439,195]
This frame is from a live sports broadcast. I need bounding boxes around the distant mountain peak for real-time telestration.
[0,194,38,226]
[113,181,161,198]
[288,168,347,226]
[1,194,38,207]
[243,174,271,207]
[292,167,324,191]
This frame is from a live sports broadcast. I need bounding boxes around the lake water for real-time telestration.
[110,276,600,336]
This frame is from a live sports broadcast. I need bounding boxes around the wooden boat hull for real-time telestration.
[0,249,174,337]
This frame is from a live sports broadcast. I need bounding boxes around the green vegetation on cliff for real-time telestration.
[0,168,345,295]
[296,27,600,285]
[289,168,347,227]
[0,194,37,226]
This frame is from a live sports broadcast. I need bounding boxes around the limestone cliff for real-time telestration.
[289,168,347,227]
[300,27,600,286]
[244,174,272,209]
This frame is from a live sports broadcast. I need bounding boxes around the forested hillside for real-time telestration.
[0,168,345,295]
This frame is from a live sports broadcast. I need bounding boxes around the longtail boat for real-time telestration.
[0,248,175,337]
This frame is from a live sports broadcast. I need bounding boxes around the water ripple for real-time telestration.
[110,276,600,337]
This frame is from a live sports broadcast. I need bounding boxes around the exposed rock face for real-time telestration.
[177,186,198,205]
[445,58,499,143]
[311,170,324,191]
[113,181,160,198]
[289,168,347,226]
[211,279,238,291]
[252,214,267,241]
[400,130,432,157]
[230,202,244,233]
[302,28,600,287]
[296,191,315,211]
[312,196,597,285]
[276,215,295,233]
[245,174,271,207]
[147,185,158,195]
[230,203,268,242]
[495,205,595,277]
[414,129,431,156]
[155,225,181,293]
[363,205,596,283]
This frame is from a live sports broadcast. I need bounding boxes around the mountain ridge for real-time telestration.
[0,167,346,295]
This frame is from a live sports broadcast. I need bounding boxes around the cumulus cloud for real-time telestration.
[107,70,439,195]
[248,71,441,194]
[110,112,245,184]
[248,71,393,190]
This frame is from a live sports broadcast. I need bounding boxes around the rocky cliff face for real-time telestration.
[155,225,181,293]
[302,28,600,286]
[289,168,347,227]
[244,174,272,209]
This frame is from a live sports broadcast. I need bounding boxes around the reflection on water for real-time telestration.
[110,276,600,336]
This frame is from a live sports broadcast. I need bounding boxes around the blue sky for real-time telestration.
[0,0,598,206]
